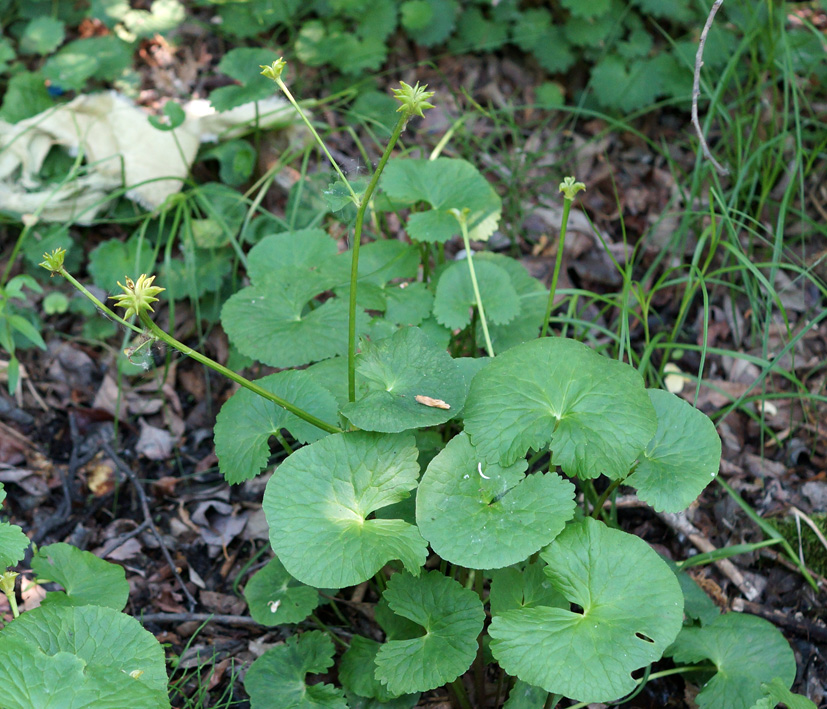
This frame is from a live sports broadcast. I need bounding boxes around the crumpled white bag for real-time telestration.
[0,92,305,224]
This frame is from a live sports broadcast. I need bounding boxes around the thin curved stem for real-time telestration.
[541,197,572,338]
[58,268,145,335]
[457,213,494,358]
[347,114,408,401]
[138,312,342,434]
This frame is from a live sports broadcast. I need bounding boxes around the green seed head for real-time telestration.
[0,571,18,596]
[393,81,435,120]
[559,176,586,201]
[110,274,165,320]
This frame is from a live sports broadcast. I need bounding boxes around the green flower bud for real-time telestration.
[110,274,165,320]
[559,176,586,201]
[392,81,435,120]
[0,571,18,596]
[39,248,67,276]
[260,58,287,82]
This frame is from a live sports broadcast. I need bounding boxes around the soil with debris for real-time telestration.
[2,21,827,709]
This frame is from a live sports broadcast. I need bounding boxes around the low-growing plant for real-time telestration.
[18,63,816,709]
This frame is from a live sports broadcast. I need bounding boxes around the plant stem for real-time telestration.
[540,197,573,338]
[347,114,408,402]
[310,613,349,649]
[59,268,145,335]
[275,78,359,205]
[473,571,486,708]
[591,478,622,519]
[137,312,342,434]
[457,214,494,358]
[449,678,473,709]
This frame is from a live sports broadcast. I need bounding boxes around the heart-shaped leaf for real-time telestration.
[214,370,338,484]
[263,432,427,587]
[381,158,501,243]
[340,635,419,705]
[342,327,467,433]
[416,433,576,568]
[244,631,346,709]
[489,518,683,702]
[666,613,797,709]
[626,389,721,512]
[463,337,656,478]
[374,571,485,695]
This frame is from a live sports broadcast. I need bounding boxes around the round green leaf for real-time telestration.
[503,679,548,709]
[20,17,65,55]
[433,260,520,331]
[374,571,485,695]
[666,613,797,709]
[340,635,418,704]
[489,561,567,616]
[244,557,322,626]
[0,604,169,709]
[489,518,684,702]
[215,370,338,484]
[342,327,467,433]
[264,432,427,588]
[244,631,346,709]
[0,521,30,568]
[222,288,367,368]
[381,158,502,244]
[626,389,721,512]
[31,543,129,611]
[463,337,657,478]
[416,434,575,568]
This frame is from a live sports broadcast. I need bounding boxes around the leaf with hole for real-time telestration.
[263,432,426,587]
[489,518,683,702]
[417,433,575,568]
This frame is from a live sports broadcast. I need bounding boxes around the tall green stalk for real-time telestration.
[454,208,495,358]
[541,177,586,338]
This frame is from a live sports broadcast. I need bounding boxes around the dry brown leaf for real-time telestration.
[415,395,450,410]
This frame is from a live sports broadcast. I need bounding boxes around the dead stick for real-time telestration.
[692,0,730,176]
[137,612,260,627]
[659,510,760,601]
[101,437,198,612]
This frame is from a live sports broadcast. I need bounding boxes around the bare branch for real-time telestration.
[692,0,730,176]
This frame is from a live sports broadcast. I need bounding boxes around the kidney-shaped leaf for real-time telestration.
[489,518,683,703]
[463,337,656,478]
[374,571,485,695]
[417,433,575,568]
[626,389,721,512]
[340,635,419,705]
[342,327,467,432]
[381,158,502,243]
[244,557,323,626]
[244,631,347,709]
[264,432,427,588]
[215,371,338,484]
[31,543,129,611]
[489,561,567,616]
[0,604,169,709]
[666,613,797,709]
[433,260,520,331]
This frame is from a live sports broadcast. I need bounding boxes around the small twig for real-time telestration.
[98,519,151,558]
[659,510,761,601]
[137,612,260,627]
[692,0,730,176]
[101,437,198,612]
